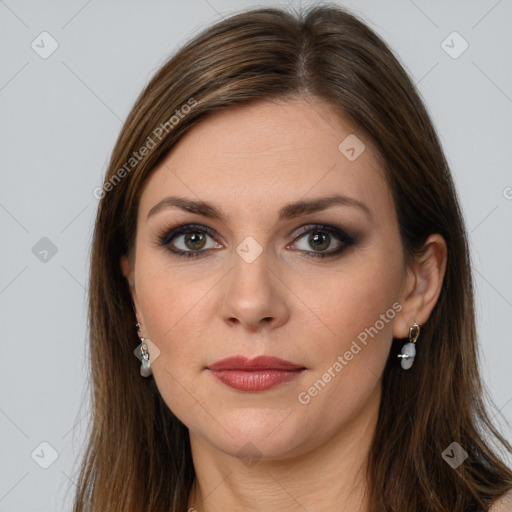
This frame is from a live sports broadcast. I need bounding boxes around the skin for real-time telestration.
[121,96,447,511]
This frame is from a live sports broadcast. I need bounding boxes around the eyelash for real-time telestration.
[155,223,356,260]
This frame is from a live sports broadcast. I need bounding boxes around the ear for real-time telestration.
[120,254,140,314]
[392,233,447,339]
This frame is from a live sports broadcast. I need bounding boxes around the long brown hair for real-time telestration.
[70,4,512,511]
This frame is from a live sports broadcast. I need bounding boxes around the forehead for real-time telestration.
[138,97,394,227]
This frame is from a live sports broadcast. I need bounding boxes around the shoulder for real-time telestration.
[489,489,512,511]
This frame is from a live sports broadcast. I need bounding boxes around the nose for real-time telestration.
[218,247,290,332]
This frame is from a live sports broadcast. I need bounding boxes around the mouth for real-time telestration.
[206,356,306,392]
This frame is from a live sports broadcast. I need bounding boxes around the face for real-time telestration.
[121,96,411,461]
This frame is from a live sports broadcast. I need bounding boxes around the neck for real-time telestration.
[187,389,380,512]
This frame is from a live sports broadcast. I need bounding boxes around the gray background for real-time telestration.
[1,0,511,510]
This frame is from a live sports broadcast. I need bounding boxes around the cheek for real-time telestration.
[297,250,403,398]
[300,249,402,349]
[291,284,399,444]
[133,259,235,423]
[135,248,214,344]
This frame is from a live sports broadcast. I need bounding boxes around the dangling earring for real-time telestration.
[135,322,152,377]
[397,322,420,370]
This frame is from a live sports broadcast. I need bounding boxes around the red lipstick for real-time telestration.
[207,356,305,392]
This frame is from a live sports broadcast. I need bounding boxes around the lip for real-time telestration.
[206,356,306,392]
[207,356,304,371]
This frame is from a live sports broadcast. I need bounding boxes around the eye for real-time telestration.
[290,224,355,258]
[156,223,356,260]
[157,224,222,259]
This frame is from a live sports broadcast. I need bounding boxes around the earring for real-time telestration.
[135,322,152,377]
[397,322,420,370]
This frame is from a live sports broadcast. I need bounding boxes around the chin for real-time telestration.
[190,407,318,461]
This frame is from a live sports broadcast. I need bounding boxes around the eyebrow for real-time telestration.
[147,193,372,222]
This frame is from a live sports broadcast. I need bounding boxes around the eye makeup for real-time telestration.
[153,221,359,260]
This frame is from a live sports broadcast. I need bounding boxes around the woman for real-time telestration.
[72,4,512,511]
